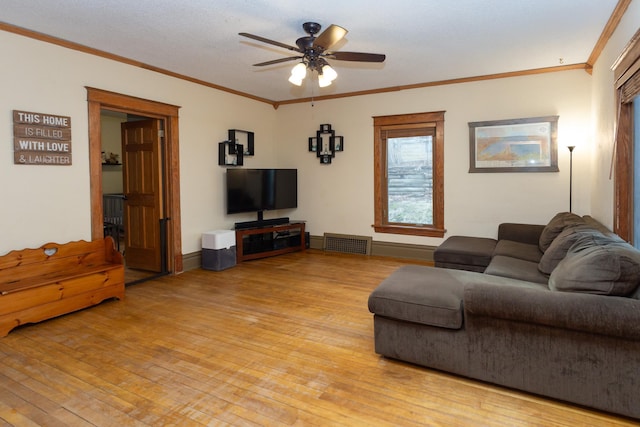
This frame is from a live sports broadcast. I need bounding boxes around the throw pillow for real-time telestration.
[549,234,640,296]
[538,226,601,275]
[538,212,585,252]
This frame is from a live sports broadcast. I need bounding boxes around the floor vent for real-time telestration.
[323,233,372,255]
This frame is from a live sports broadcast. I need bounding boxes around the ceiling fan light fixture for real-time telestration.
[321,64,337,82]
[241,21,385,90]
[290,62,307,79]
[288,75,304,86]
[288,62,307,86]
[318,74,332,87]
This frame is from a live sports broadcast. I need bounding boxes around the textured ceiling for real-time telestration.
[0,0,620,102]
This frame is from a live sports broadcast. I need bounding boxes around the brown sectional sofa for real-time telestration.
[368,213,640,420]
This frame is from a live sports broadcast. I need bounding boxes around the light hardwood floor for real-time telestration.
[0,250,636,426]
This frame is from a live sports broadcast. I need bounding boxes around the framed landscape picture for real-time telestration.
[469,116,559,173]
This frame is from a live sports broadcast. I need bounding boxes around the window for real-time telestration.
[373,111,445,237]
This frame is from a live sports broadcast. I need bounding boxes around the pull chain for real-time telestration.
[311,75,315,107]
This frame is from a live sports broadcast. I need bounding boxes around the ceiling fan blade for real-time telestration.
[312,24,347,50]
[328,51,386,62]
[239,32,301,52]
[253,56,303,66]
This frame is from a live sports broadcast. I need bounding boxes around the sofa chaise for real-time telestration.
[368,213,640,420]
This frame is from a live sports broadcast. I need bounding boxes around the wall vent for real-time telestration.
[323,233,372,255]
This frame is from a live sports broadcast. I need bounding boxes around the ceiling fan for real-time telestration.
[239,22,386,87]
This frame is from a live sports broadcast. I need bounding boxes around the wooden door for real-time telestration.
[121,119,164,272]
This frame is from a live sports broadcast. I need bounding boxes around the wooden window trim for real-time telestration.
[612,29,640,242]
[373,111,446,237]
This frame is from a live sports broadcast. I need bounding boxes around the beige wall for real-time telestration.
[0,2,637,256]
[276,70,592,245]
[0,30,277,255]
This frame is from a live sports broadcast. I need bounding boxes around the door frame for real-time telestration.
[87,87,183,273]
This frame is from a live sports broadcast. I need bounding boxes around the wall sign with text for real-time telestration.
[13,110,72,166]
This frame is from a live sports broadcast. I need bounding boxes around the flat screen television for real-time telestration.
[226,168,297,221]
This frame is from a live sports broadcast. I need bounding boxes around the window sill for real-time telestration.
[372,224,446,238]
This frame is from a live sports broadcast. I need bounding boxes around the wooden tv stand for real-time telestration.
[235,222,306,262]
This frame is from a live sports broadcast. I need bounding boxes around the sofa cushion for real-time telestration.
[549,234,640,296]
[368,265,545,329]
[368,265,465,329]
[538,212,585,252]
[497,223,546,245]
[484,255,550,284]
[465,283,640,340]
[582,215,616,237]
[538,226,602,274]
[493,240,542,263]
[434,236,497,272]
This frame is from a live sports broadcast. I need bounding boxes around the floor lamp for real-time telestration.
[567,146,575,212]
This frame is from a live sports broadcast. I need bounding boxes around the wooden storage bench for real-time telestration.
[0,237,125,337]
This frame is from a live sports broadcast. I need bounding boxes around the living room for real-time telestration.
[2,3,635,259]
[1,1,639,425]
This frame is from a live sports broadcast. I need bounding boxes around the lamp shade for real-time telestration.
[287,62,337,87]
[288,75,304,86]
[321,64,337,81]
[318,74,332,87]
[290,63,307,79]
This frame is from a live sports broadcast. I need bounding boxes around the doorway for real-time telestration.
[101,112,167,282]
[87,88,183,282]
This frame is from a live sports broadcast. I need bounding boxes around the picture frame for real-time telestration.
[320,123,332,132]
[468,116,559,173]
